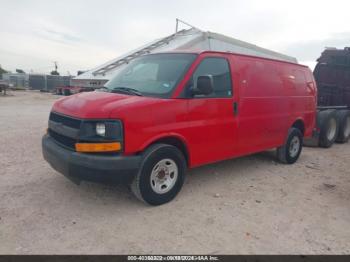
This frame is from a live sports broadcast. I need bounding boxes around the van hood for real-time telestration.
[52,91,155,119]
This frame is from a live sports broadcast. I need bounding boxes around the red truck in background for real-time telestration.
[42,51,317,205]
[55,86,94,96]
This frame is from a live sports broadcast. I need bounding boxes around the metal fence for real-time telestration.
[28,74,72,91]
[2,73,72,91]
[2,73,28,88]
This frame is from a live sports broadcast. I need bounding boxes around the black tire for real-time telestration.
[276,128,303,164]
[131,144,186,206]
[318,109,339,148]
[335,110,350,143]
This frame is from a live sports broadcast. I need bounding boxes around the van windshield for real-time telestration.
[105,53,197,98]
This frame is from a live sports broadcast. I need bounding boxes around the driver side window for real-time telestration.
[185,57,233,98]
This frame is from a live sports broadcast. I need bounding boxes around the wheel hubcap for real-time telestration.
[150,159,178,194]
[289,136,300,158]
[327,118,337,141]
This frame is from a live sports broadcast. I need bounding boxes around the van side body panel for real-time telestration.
[231,56,289,155]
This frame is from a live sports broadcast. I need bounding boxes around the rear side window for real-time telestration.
[188,57,233,98]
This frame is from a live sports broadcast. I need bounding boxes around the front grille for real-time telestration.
[49,112,81,129]
[49,129,76,150]
[49,112,80,150]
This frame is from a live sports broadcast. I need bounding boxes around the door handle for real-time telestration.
[233,102,238,116]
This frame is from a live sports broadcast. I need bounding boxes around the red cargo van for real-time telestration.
[42,51,317,205]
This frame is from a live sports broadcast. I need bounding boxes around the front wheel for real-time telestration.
[131,144,186,206]
[277,128,303,164]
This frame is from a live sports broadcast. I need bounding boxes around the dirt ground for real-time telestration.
[0,90,350,254]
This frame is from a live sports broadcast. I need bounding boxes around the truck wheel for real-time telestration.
[318,110,339,148]
[336,110,350,143]
[276,128,303,164]
[131,144,186,206]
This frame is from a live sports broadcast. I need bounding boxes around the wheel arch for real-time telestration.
[291,118,305,135]
[140,134,191,167]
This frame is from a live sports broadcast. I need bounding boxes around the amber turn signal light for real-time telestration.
[75,142,121,153]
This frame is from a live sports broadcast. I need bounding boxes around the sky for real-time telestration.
[1,0,350,75]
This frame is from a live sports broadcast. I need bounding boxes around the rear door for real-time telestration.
[181,54,239,166]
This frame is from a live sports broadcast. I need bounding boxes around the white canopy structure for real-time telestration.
[72,20,297,88]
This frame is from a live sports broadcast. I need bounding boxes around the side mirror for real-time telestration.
[192,75,214,96]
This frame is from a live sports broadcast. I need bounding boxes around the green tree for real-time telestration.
[0,65,7,79]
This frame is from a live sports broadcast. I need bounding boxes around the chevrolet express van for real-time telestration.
[42,51,317,205]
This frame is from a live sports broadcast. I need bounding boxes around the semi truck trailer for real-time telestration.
[311,47,350,147]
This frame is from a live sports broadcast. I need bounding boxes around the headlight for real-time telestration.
[96,123,106,136]
[79,120,123,142]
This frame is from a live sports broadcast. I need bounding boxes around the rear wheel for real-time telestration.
[131,144,186,206]
[318,110,339,148]
[277,128,303,164]
[336,110,350,143]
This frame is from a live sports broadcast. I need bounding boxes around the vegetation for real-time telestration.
[0,65,7,79]
[16,69,25,74]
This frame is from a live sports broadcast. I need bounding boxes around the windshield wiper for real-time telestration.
[110,87,143,96]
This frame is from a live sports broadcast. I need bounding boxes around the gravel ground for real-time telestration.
[0,90,350,254]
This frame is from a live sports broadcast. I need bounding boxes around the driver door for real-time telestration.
[182,55,239,166]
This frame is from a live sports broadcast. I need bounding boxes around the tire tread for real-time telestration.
[277,127,303,164]
[130,143,186,205]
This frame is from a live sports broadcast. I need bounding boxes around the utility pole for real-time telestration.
[53,61,58,72]
[51,61,59,76]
